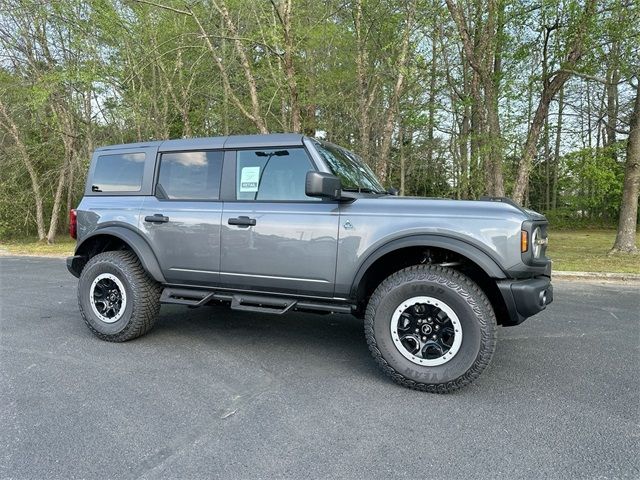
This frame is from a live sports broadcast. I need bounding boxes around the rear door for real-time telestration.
[139,150,224,285]
[220,146,339,297]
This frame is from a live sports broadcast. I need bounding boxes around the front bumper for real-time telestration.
[497,276,553,326]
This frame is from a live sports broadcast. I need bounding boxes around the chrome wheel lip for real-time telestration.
[90,273,127,324]
[390,296,463,366]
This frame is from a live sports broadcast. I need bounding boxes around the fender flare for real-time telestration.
[349,234,507,298]
[72,226,166,283]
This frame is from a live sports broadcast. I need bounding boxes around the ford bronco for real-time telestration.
[67,134,553,392]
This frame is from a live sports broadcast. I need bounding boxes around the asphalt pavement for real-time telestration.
[0,255,638,479]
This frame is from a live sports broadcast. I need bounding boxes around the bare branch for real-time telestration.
[129,0,191,16]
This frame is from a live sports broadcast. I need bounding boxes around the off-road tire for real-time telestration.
[365,265,497,393]
[78,250,161,342]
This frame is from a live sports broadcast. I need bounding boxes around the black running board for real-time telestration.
[160,288,217,307]
[160,287,353,315]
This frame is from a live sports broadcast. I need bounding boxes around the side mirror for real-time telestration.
[305,171,342,200]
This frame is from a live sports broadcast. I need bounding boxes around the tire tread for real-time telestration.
[78,250,161,342]
[364,265,497,393]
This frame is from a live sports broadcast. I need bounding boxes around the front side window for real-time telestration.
[236,148,315,201]
[157,151,223,200]
[92,152,145,192]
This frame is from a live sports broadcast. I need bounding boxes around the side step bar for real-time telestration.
[230,294,296,314]
[160,288,217,307]
[160,287,353,315]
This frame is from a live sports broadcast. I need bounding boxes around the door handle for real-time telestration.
[144,214,170,223]
[228,216,256,227]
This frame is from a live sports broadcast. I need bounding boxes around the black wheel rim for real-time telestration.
[390,296,462,366]
[90,273,126,323]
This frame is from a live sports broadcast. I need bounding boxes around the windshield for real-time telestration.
[312,140,386,193]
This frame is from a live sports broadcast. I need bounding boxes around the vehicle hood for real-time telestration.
[351,195,544,222]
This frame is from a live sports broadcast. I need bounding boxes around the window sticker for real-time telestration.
[240,166,260,192]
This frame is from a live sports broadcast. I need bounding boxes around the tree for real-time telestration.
[446,0,505,196]
[512,0,597,204]
[611,79,639,253]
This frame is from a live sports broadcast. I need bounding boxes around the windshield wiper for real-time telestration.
[342,187,388,194]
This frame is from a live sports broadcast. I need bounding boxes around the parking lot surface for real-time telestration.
[1,256,638,479]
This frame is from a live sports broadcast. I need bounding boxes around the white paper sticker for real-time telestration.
[240,166,260,192]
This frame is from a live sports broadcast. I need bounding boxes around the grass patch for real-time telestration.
[548,229,640,274]
[0,237,76,256]
[1,230,639,274]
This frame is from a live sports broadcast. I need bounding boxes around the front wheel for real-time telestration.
[364,265,497,393]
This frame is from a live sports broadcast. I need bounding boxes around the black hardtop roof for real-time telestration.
[94,133,307,152]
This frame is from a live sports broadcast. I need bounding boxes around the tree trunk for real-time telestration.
[513,76,567,204]
[46,164,68,244]
[446,0,505,197]
[469,68,483,196]
[610,81,639,254]
[354,0,373,163]
[0,99,46,240]
[272,0,301,132]
[552,88,564,210]
[544,112,550,211]
[484,0,505,196]
[484,83,504,196]
[213,0,268,134]
[187,4,269,133]
[47,103,75,243]
[376,0,417,183]
[399,123,405,196]
[426,23,437,176]
[605,59,620,150]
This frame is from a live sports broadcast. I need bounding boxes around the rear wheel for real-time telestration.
[78,251,161,342]
[364,265,497,393]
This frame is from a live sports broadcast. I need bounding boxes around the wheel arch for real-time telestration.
[351,235,511,325]
[68,227,166,283]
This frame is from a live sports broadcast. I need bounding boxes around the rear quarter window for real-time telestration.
[92,152,146,192]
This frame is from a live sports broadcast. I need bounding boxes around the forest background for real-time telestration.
[0,0,638,269]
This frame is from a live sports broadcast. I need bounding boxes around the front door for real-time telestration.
[139,150,224,285]
[220,147,339,297]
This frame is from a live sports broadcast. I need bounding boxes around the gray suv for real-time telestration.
[67,134,553,392]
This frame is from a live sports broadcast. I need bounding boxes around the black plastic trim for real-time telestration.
[73,226,166,283]
[66,255,84,278]
[349,234,508,299]
[497,276,553,326]
[160,286,353,314]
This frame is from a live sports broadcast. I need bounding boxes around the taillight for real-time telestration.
[69,209,77,239]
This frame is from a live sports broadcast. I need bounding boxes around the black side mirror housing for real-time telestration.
[305,171,342,200]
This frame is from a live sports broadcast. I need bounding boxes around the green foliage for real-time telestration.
[0,0,637,240]
[561,144,624,218]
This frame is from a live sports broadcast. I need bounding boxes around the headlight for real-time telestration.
[531,227,547,258]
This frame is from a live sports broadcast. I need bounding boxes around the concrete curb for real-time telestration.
[0,249,68,258]
[553,270,640,283]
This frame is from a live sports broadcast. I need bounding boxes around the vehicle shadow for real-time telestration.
[149,304,528,391]
[151,303,383,380]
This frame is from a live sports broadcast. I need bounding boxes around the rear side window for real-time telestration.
[92,153,145,192]
[157,151,223,200]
